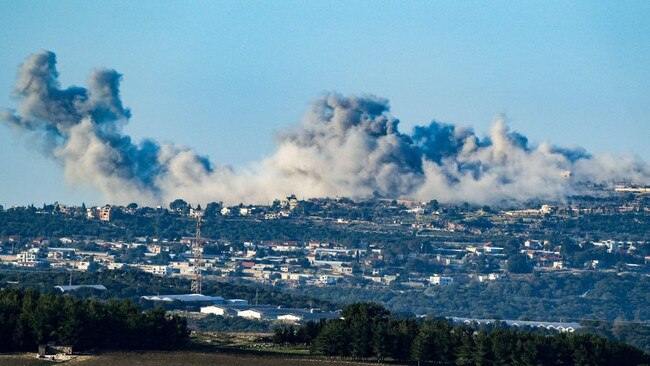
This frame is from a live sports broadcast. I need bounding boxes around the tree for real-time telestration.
[389,319,419,361]
[273,326,297,344]
[507,254,533,274]
[427,200,440,211]
[350,317,373,359]
[372,321,391,362]
[312,319,350,357]
[412,322,436,364]
[490,328,515,366]
[341,302,390,322]
[205,202,223,217]
[453,326,475,366]
[169,199,190,214]
[341,303,389,359]
[473,330,494,366]
[412,320,453,365]
[58,298,84,346]
[295,320,324,344]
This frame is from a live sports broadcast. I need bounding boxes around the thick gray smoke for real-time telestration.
[2,51,649,206]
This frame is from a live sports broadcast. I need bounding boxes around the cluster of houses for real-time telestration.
[1,231,649,288]
[1,187,649,289]
[0,236,379,285]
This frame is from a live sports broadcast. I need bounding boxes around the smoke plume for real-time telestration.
[2,51,649,206]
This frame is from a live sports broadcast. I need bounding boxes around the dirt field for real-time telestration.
[0,353,51,366]
[0,333,394,365]
[0,351,389,366]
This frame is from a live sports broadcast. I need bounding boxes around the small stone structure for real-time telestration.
[37,343,73,358]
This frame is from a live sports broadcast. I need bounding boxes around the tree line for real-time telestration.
[293,272,650,322]
[0,205,414,247]
[0,269,334,311]
[273,303,649,365]
[0,288,188,352]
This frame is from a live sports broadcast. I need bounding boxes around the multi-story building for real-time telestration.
[99,205,112,222]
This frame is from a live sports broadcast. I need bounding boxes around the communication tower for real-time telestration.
[191,213,204,294]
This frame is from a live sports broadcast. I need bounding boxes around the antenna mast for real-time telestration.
[191,214,204,294]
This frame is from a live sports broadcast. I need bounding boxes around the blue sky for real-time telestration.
[1,1,649,206]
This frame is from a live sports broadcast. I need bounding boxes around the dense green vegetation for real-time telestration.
[273,303,649,365]
[543,212,650,237]
[0,288,188,351]
[581,321,650,355]
[0,207,119,238]
[0,206,382,242]
[292,272,650,322]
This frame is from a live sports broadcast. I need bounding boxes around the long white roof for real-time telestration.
[141,293,224,302]
[55,285,107,292]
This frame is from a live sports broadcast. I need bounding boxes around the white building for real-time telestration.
[17,249,43,262]
[189,208,204,218]
[200,305,236,316]
[59,237,74,245]
[107,262,126,270]
[429,275,453,286]
[540,205,557,214]
[237,309,266,319]
[477,273,501,282]
[277,314,303,323]
[318,275,337,285]
[140,265,173,276]
[280,272,313,282]
[76,261,94,271]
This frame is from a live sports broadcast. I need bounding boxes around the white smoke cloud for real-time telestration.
[2,51,649,206]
